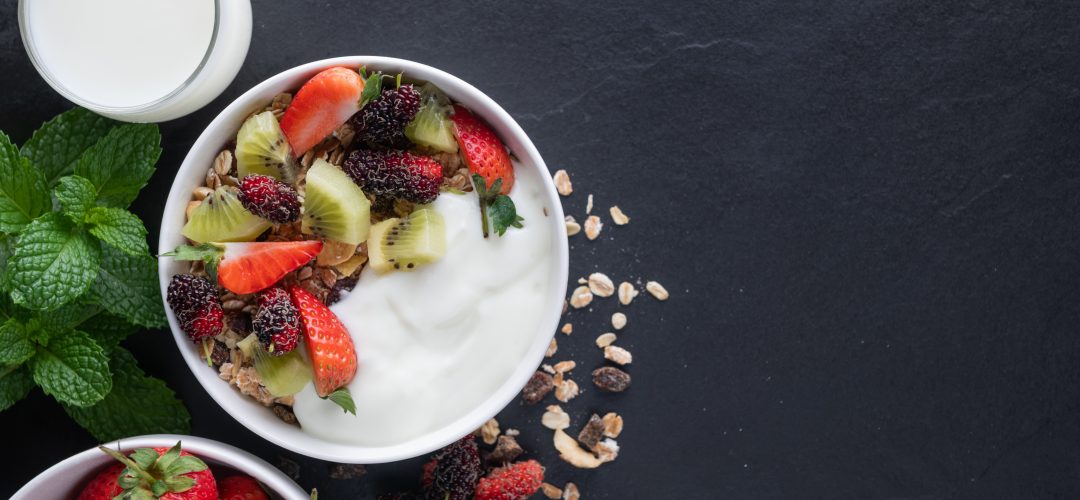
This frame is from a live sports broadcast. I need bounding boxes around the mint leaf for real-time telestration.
[0,131,50,234]
[37,300,101,334]
[73,124,160,208]
[55,175,98,222]
[490,195,525,236]
[86,207,149,256]
[31,328,111,407]
[0,233,13,292]
[0,318,35,364]
[91,245,166,328]
[0,365,34,412]
[82,312,140,353]
[8,213,101,311]
[64,347,189,441]
[20,107,118,186]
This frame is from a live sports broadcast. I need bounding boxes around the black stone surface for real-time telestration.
[3,0,1080,498]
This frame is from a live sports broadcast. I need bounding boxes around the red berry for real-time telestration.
[280,67,365,156]
[218,475,269,500]
[450,105,513,194]
[422,436,483,499]
[342,150,442,203]
[238,174,301,223]
[351,84,422,148]
[474,460,544,500]
[289,286,357,398]
[167,274,224,341]
[93,443,217,500]
[77,463,125,500]
[253,287,301,355]
[167,241,323,296]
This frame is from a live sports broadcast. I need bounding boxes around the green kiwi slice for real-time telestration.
[301,159,371,245]
[367,207,446,273]
[237,334,312,397]
[181,186,271,243]
[405,83,458,153]
[236,111,299,183]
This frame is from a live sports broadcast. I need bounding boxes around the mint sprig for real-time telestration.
[471,174,525,238]
[0,107,187,439]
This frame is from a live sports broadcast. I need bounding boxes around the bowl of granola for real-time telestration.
[158,57,568,463]
[13,434,307,499]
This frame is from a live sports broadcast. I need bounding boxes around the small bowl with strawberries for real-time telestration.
[13,435,308,499]
[159,57,568,463]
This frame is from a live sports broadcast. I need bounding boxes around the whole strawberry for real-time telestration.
[253,287,301,355]
[473,460,544,500]
[218,475,269,500]
[167,274,224,341]
[77,463,125,500]
[238,174,301,223]
[351,83,421,148]
[342,150,442,203]
[94,441,218,500]
[421,436,483,500]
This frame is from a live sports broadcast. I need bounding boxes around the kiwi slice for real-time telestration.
[236,111,299,183]
[367,208,446,273]
[237,334,311,397]
[182,186,271,243]
[405,83,458,153]
[301,159,371,245]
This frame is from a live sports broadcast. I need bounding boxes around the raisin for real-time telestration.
[327,276,359,305]
[521,371,554,404]
[209,340,230,367]
[271,404,297,425]
[592,366,631,392]
[577,413,604,449]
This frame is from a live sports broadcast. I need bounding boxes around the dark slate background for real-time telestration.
[3,0,1080,498]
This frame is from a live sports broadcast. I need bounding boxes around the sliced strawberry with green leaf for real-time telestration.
[288,286,357,414]
[450,104,514,194]
[279,67,365,156]
[164,240,323,295]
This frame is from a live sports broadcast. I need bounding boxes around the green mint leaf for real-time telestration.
[20,107,118,187]
[8,213,101,311]
[0,318,35,364]
[0,234,14,293]
[81,313,140,353]
[0,365,35,412]
[55,175,98,222]
[360,71,384,107]
[490,195,525,236]
[31,328,111,407]
[0,131,50,234]
[73,124,160,208]
[85,207,149,256]
[90,245,166,328]
[63,347,190,441]
[36,300,100,335]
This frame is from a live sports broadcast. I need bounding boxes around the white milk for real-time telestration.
[24,0,216,108]
[292,166,556,445]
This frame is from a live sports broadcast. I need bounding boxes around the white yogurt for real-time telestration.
[292,166,555,445]
[20,0,252,122]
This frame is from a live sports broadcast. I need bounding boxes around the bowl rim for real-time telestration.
[158,56,569,463]
[12,434,308,500]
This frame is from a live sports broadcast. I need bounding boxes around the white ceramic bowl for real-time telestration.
[158,57,569,463]
[12,434,307,499]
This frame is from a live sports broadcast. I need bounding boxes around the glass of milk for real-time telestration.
[18,0,252,123]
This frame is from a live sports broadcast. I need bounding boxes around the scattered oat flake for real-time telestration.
[541,483,564,499]
[553,360,577,374]
[546,338,558,358]
[565,216,581,236]
[555,378,580,402]
[542,405,571,430]
[553,169,573,196]
[611,312,627,330]
[560,323,573,335]
[604,345,633,365]
[595,332,617,348]
[609,205,630,225]
[588,272,614,297]
[602,413,624,438]
[479,418,500,445]
[577,277,588,285]
[584,215,603,240]
[595,438,620,463]
[646,280,669,300]
[618,281,639,305]
[505,428,520,437]
[569,285,593,309]
[554,429,603,469]
[586,194,594,214]
[541,364,556,374]
[563,482,580,500]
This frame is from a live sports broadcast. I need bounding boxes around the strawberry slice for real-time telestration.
[450,104,514,194]
[289,286,357,413]
[164,240,323,295]
[279,67,365,156]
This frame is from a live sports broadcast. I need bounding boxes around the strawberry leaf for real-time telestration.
[360,71,384,108]
[490,195,525,236]
[324,387,356,415]
[30,328,111,407]
[20,107,118,187]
